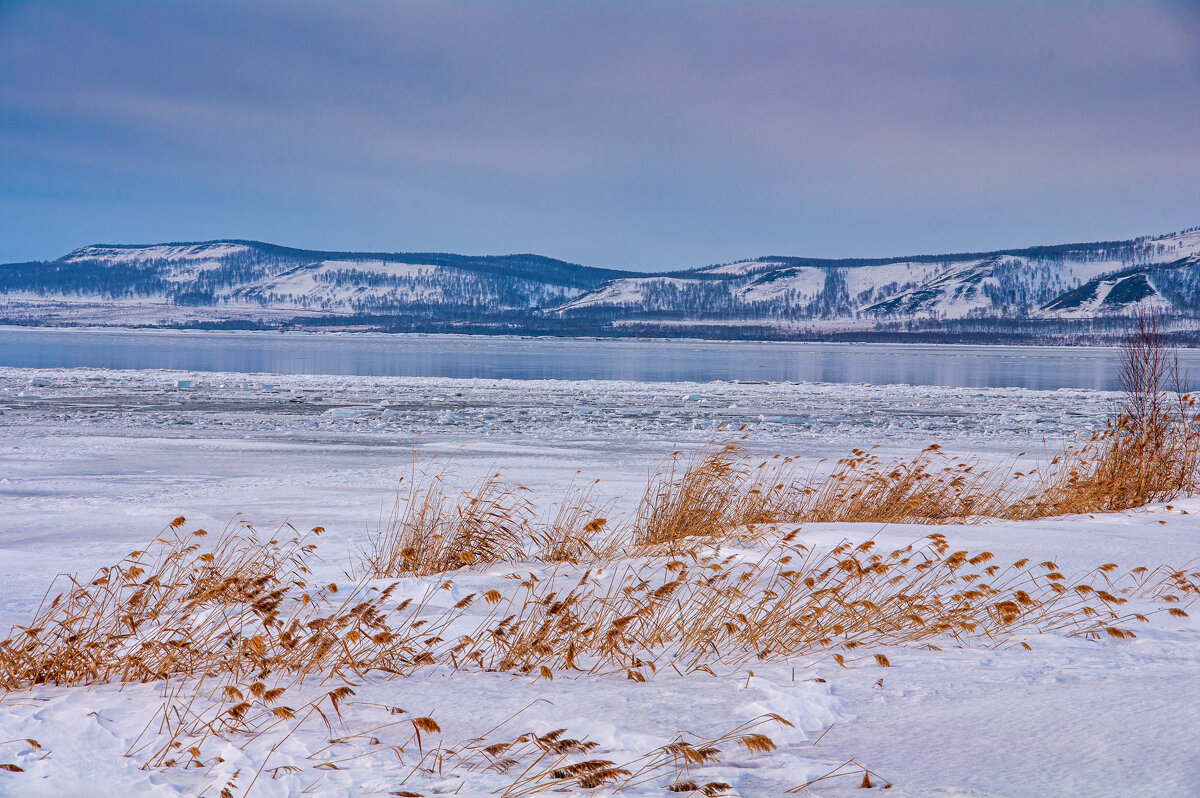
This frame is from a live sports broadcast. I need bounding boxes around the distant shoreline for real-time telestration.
[2,320,1195,348]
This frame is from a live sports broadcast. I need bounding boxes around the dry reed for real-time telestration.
[768,443,1011,526]
[0,518,467,690]
[347,314,1199,566]
[143,682,792,797]
[616,314,1198,544]
[633,443,756,546]
[529,478,617,563]
[364,469,535,576]
[446,531,1197,678]
[1,515,1195,794]
[5,519,1193,693]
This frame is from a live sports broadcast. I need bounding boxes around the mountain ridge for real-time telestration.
[2,228,1198,343]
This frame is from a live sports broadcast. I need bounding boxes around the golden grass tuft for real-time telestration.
[450,533,1197,678]
[633,443,753,546]
[365,470,535,576]
[780,444,1010,526]
[530,478,617,563]
[0,519,474,690]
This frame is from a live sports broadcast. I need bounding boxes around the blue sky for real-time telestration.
[1,2,1198,270]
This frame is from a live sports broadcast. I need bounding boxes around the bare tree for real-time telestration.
[1114,309,1198,500]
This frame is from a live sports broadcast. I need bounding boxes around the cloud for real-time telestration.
[1,1,1197,267]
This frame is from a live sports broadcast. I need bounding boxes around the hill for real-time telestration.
[2,230,1198,342]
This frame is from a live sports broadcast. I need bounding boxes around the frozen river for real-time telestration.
[3,326,1193,390]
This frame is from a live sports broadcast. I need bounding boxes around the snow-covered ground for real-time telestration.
[0,367,1196,797]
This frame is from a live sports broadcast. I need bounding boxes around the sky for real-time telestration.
[1,2,1198,271]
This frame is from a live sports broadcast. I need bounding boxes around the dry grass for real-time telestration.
[618,418,1190,547]
[530,477,618,563]
[0,518,470,690]
[444,712,792,796]
[452,532,1197,678]
[770,443,1011,526]
[139,677,792,797]
[633,443,754,546]
[626,439,1011,546]
[787,757,893,793]
[5,518,1194,693]
[363,466,619,575]
[347,314,1200,564]
[616,315,1198,544]
[364,469,535,576]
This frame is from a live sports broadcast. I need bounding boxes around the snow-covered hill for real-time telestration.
[0,241,629,327]
[551,229,1200,325]
[1,230,1198,337]
[1037,254,1200,319]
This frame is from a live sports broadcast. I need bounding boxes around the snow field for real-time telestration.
[0,368,1197,796]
